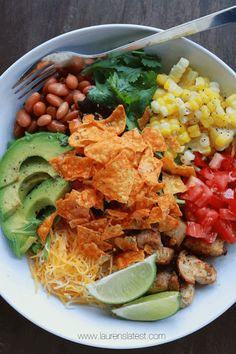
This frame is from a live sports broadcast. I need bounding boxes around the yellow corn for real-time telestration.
[159,121,172,137]
[186,99,199,111]
[209,127,234,150]
[164,78,183,96]
[187,124,201,138]
[226,94,236,109]
[156,74,168,86]
[178,131,191,145]
[153,88,166,99]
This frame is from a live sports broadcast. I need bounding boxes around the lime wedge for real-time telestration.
[86,254,156,304]
[112,291,180,321]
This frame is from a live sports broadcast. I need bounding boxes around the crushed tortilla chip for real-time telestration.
[106,209,128,220]
[162,172,187,194]
[56,190,91,221]
[162,156,196,177]
[115,250,145,269]
[93,150,135,203]
[122,129,147,152]
[84,136,123,164]
[98,105,126,135]
[142,127,167,152]
[114,236,138,251]
[37,212,57,243]
[138,146,163,186]
[165,135,182,153]
[158,215,179,232]
[102,224,124,240]
[137,107,151,130]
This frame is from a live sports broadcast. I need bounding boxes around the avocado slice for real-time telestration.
[1,177,70,258]
[0,157,58,220]
[0,132,72,188]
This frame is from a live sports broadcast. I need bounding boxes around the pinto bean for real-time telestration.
[67,57,85,74]
[25,92,41,113]
[27,120,38,133]
[65,74,78,90]
[16,109,32,127]
[14,122,25,138]
[46,106,57,119]
[46,94,63,107]
[56,102,69,120]
[78,80,91,91]
[62,110,79,122]
[33,101,46,116]
[47,120,66,133]
[42,77,57,94]
[37,114,52,126]
[47,83,69,96]
[82,85,94,95]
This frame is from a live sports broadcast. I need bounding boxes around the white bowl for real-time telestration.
[0,24,236,349]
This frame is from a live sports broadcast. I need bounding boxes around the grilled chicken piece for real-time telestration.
[156,247,175,265]
[184,237,226,257]
[149,271,180,293]
[165,220,186,247]
[180,282,195,308]
[177,250,217,285]
[136,229,162,250]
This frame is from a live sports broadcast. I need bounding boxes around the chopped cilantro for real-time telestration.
[82,50,161,130]
[155,151,164,159]
[175,197,185,205]
[58,134,69,147]
[174,154,182,165]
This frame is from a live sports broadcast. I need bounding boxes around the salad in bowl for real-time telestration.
[0,24,236,348]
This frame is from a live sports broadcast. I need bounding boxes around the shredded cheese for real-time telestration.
[29,223,109,305]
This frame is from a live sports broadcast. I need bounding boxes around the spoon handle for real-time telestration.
[99,5,236,55]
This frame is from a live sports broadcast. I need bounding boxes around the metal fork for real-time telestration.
[13,5,236,98]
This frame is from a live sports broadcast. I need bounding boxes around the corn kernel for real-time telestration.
[169,57,190,83]
[193,77,206,91]
[226,94,236,109]
[153,88,166,100]
[209,127,234,150]
[212,112,230,128]
[151,100,160,114]
[187,124,201,138]
[178,131,191,145]
[169,118,181,132]
[164,78,183,96]
[186,100,199,111]
[181,89,191,102]
[156,74,168,86]
[159,121,172,137]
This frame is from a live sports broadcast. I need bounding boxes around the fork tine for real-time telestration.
[17,68,58,99]
[12,62,54,89]
[14,65,55,94]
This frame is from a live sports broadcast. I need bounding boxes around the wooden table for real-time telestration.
[0,0,235,353]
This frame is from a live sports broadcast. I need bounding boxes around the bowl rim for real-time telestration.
[0,23,236,349]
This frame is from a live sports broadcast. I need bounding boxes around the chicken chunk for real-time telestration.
[180,282,195,308]
[149,271,180,293]
[156,247,175,265]
[177,250,217,285]
[165,220,186,247]
[136,229,162,250]
[184,237,226,257]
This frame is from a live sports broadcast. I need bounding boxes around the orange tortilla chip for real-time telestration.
[83,218,108,233]
[50,153,95,181]
[127,170,144,206]
[165,135,182,153]
[142,127,167,152]
[138,146,163,186]
[115,250,145,269]
[80,242,104,258]
[99,105,126,135]
[148,207,164,224]
[121,129,147,153]
[37,212,57,243]
[158,215,179,232]
[77,224,102,243]
[162,172,187,194]
[69,218,89,228]
[84,136,123,164]
[72,188,104,210]
[106,209,129,220]
[102,224,124,240]
[93,150,135,203]
[56,190,91,221]
[162,156,196,177]
[137,107,151,130]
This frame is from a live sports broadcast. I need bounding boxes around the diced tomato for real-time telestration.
[219,209,236,221]
[228,199,236,213]
[186,222,217,243]
[183,202,197,221]
[214,219,236,243]
[206,171,229,191]
[195,208,219,229]
[208,194,225,209]
[219,188,234,203]
[193,152,207,168]
[199,167,214,181]
[221,154,233,171]
[184,176,213,207]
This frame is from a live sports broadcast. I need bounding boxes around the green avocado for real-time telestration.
[0,132,71,188]
[2,177,70,258]
[0,157,58,220]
